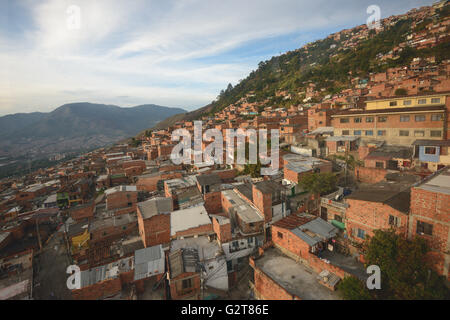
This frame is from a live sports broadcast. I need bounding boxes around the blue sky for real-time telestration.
[0,0,435,115]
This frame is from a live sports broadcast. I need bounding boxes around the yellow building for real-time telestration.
[71,228,90,253]
[366,93,448,110]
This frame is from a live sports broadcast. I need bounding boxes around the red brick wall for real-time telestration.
[253,267,299,300]
[235,214,264,234]
[272,226,310,258]
[70,203,94,221]
[124,166,145,177]
[364,158,390,169]
[283,167,299,184]
[204,191,222,214]
[72,277,122,300]
[106,191,137,211]
[358,145,377,160]
[354,167,387,183]
[172,223,213,239]
[212,218,232,243]
[90,221,138,243]
[252,185,272,223]
[346,199,408,242]
[410,187,450,279]
[137,172,182,192]
[215,169,236,182]
[169,273,201,300]
[138,213,170,248]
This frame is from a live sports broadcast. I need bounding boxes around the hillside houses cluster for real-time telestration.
[0,1,449,300]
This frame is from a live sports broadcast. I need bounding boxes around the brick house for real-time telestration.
[196,174,223,214]
[167,248,201,300]
[408,167,450,280]
[69,201,95,221]
[344,174,420,248]
[105,186,138,214]
[137,197,173,248]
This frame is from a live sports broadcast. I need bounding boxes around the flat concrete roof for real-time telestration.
[222,189,263,224]
[89,213,137,231]
[164,176,197,192]
[415,167,450,195]
[170,205,212,236]
[104,185,137,196]
[254,248,340,300]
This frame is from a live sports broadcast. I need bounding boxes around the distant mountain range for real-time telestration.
[0,103,186,158]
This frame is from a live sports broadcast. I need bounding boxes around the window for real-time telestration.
[430,130,442,137]
[334,215,342,222]
[399,130,409,136]
[375,162,384,168]
[424,147,437,155]
[377,130,386,136]
[415,115,425,122]
[431,114,443,121]
[365,130,373,136]
[431,98,440,103]
[378,116,387,122]
[340,118,349,123]
[354,130,361,136]
[342,130,350,135]
[277,232,283,239]
[389,101,397,106]
[354,117,362,123]
[226,260,233,271]
[403,100,411,105]
[357,228,366,239]
[127,202,132,207]
[414,131,425,137]
[366,117,374,123]
[416,221,433,236]
[182,279,192,289]
[418,98,427,104]
[400,115,410,122]
[389,215,400,227]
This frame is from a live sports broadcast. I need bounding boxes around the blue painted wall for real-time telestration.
[418,146,440,163]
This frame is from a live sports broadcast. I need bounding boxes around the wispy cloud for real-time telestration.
[0,0,435,115]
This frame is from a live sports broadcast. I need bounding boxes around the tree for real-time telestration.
[338,229,450,300]
[298,172,337,195]
[394,88,408,96]
[130,137,141,147]
[337,276,372,300]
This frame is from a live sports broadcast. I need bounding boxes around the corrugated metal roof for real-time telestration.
[135,245,161,265]
[291,218,338,246]
[80,266,106,287]
[137,197,173,219]
[134,245,165,281]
